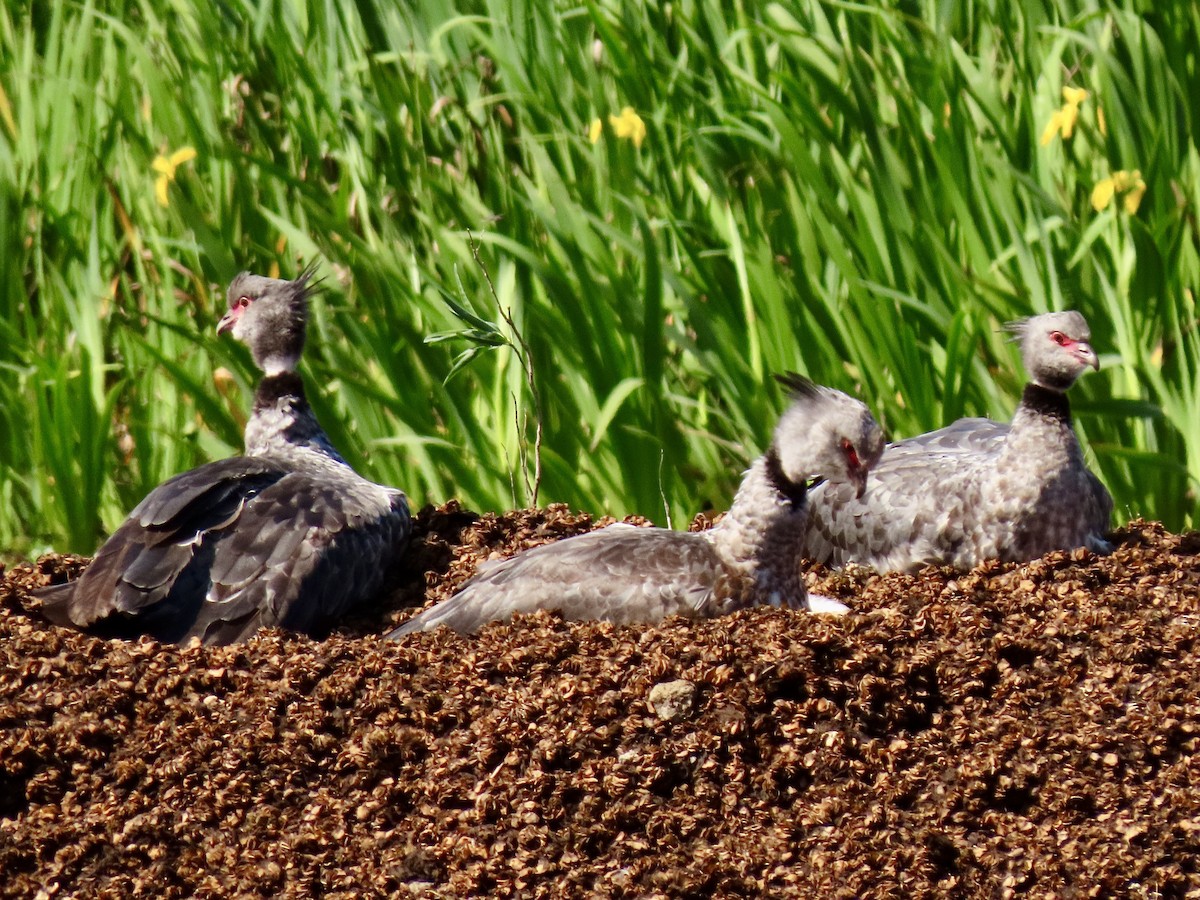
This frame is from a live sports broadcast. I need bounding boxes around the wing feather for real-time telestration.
[36,458,410,645]
[35,458,289,632]
[191,478,408,643]
[801,400,1110,571]
[389,525,731,637]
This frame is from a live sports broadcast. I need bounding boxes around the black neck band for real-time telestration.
[253,372,307,412]
[764,446,809,508]
[1021,383,1072,423]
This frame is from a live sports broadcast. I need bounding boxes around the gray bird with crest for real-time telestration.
[37,268,411,645]
[800,310,1113,573]
[388,375,884,637]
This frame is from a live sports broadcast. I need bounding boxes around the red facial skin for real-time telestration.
[216,295,252,335]
[1049,330,1100,371]
[841,437,869,499]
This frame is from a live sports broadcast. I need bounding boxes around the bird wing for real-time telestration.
[883,417,1009,460]
[387,524,734,637]
[36,457,290,634]
[187,479,410,644]
[800,419,1004,572]
[37,458,410,645]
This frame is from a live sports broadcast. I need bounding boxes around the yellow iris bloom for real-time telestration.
[608,107,646,147]
[152,146,197,207]
[1091,169,1146,214]
[1040,87,1088,146]
[588,107,646,148]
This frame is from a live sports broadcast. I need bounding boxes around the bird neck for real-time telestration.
[708,456,808,605]
[763,445,810,508]
[1004,382,1081,466]
[244,372,347,464]
[1016,382,1073,425]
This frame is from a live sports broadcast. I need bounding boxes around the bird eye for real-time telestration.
[235,296,252,310]
[840,437,860,469]
[1050,331,1069,346]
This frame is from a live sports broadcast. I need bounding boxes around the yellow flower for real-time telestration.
[1091,169,1146,213]
[608,106,646,148]
[1039,109,1068,146]
[1091,177,1116,212]
[1123,183,1146,214]
[152,146,197,207]
[1040,86,1088,145]
[1061,86,1088,107]
[588,107,647,148]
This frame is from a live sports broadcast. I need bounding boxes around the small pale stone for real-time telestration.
[648,679,697,722]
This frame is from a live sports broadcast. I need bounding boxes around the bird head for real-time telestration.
[1006,310,1099,392]
[217,265,319,375]
[771,374,885,500]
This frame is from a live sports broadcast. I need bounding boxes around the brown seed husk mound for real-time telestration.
[2,504,1199,898]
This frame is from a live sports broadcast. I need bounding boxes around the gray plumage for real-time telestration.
[37,269,411,645]
[387,377,884,637]
[800,310,1113,573]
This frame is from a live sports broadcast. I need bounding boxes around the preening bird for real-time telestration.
[36,269,411,645]
[387,376,884,637]
[800,310,1113,573]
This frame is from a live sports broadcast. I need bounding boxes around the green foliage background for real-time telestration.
[0,0,1197,555]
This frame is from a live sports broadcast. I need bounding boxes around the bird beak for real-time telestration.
[850,466,869,500]
[1075,342,1100,371]
[216,309,238,336]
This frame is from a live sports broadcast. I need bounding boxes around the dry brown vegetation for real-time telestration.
[2,506,1199,897]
